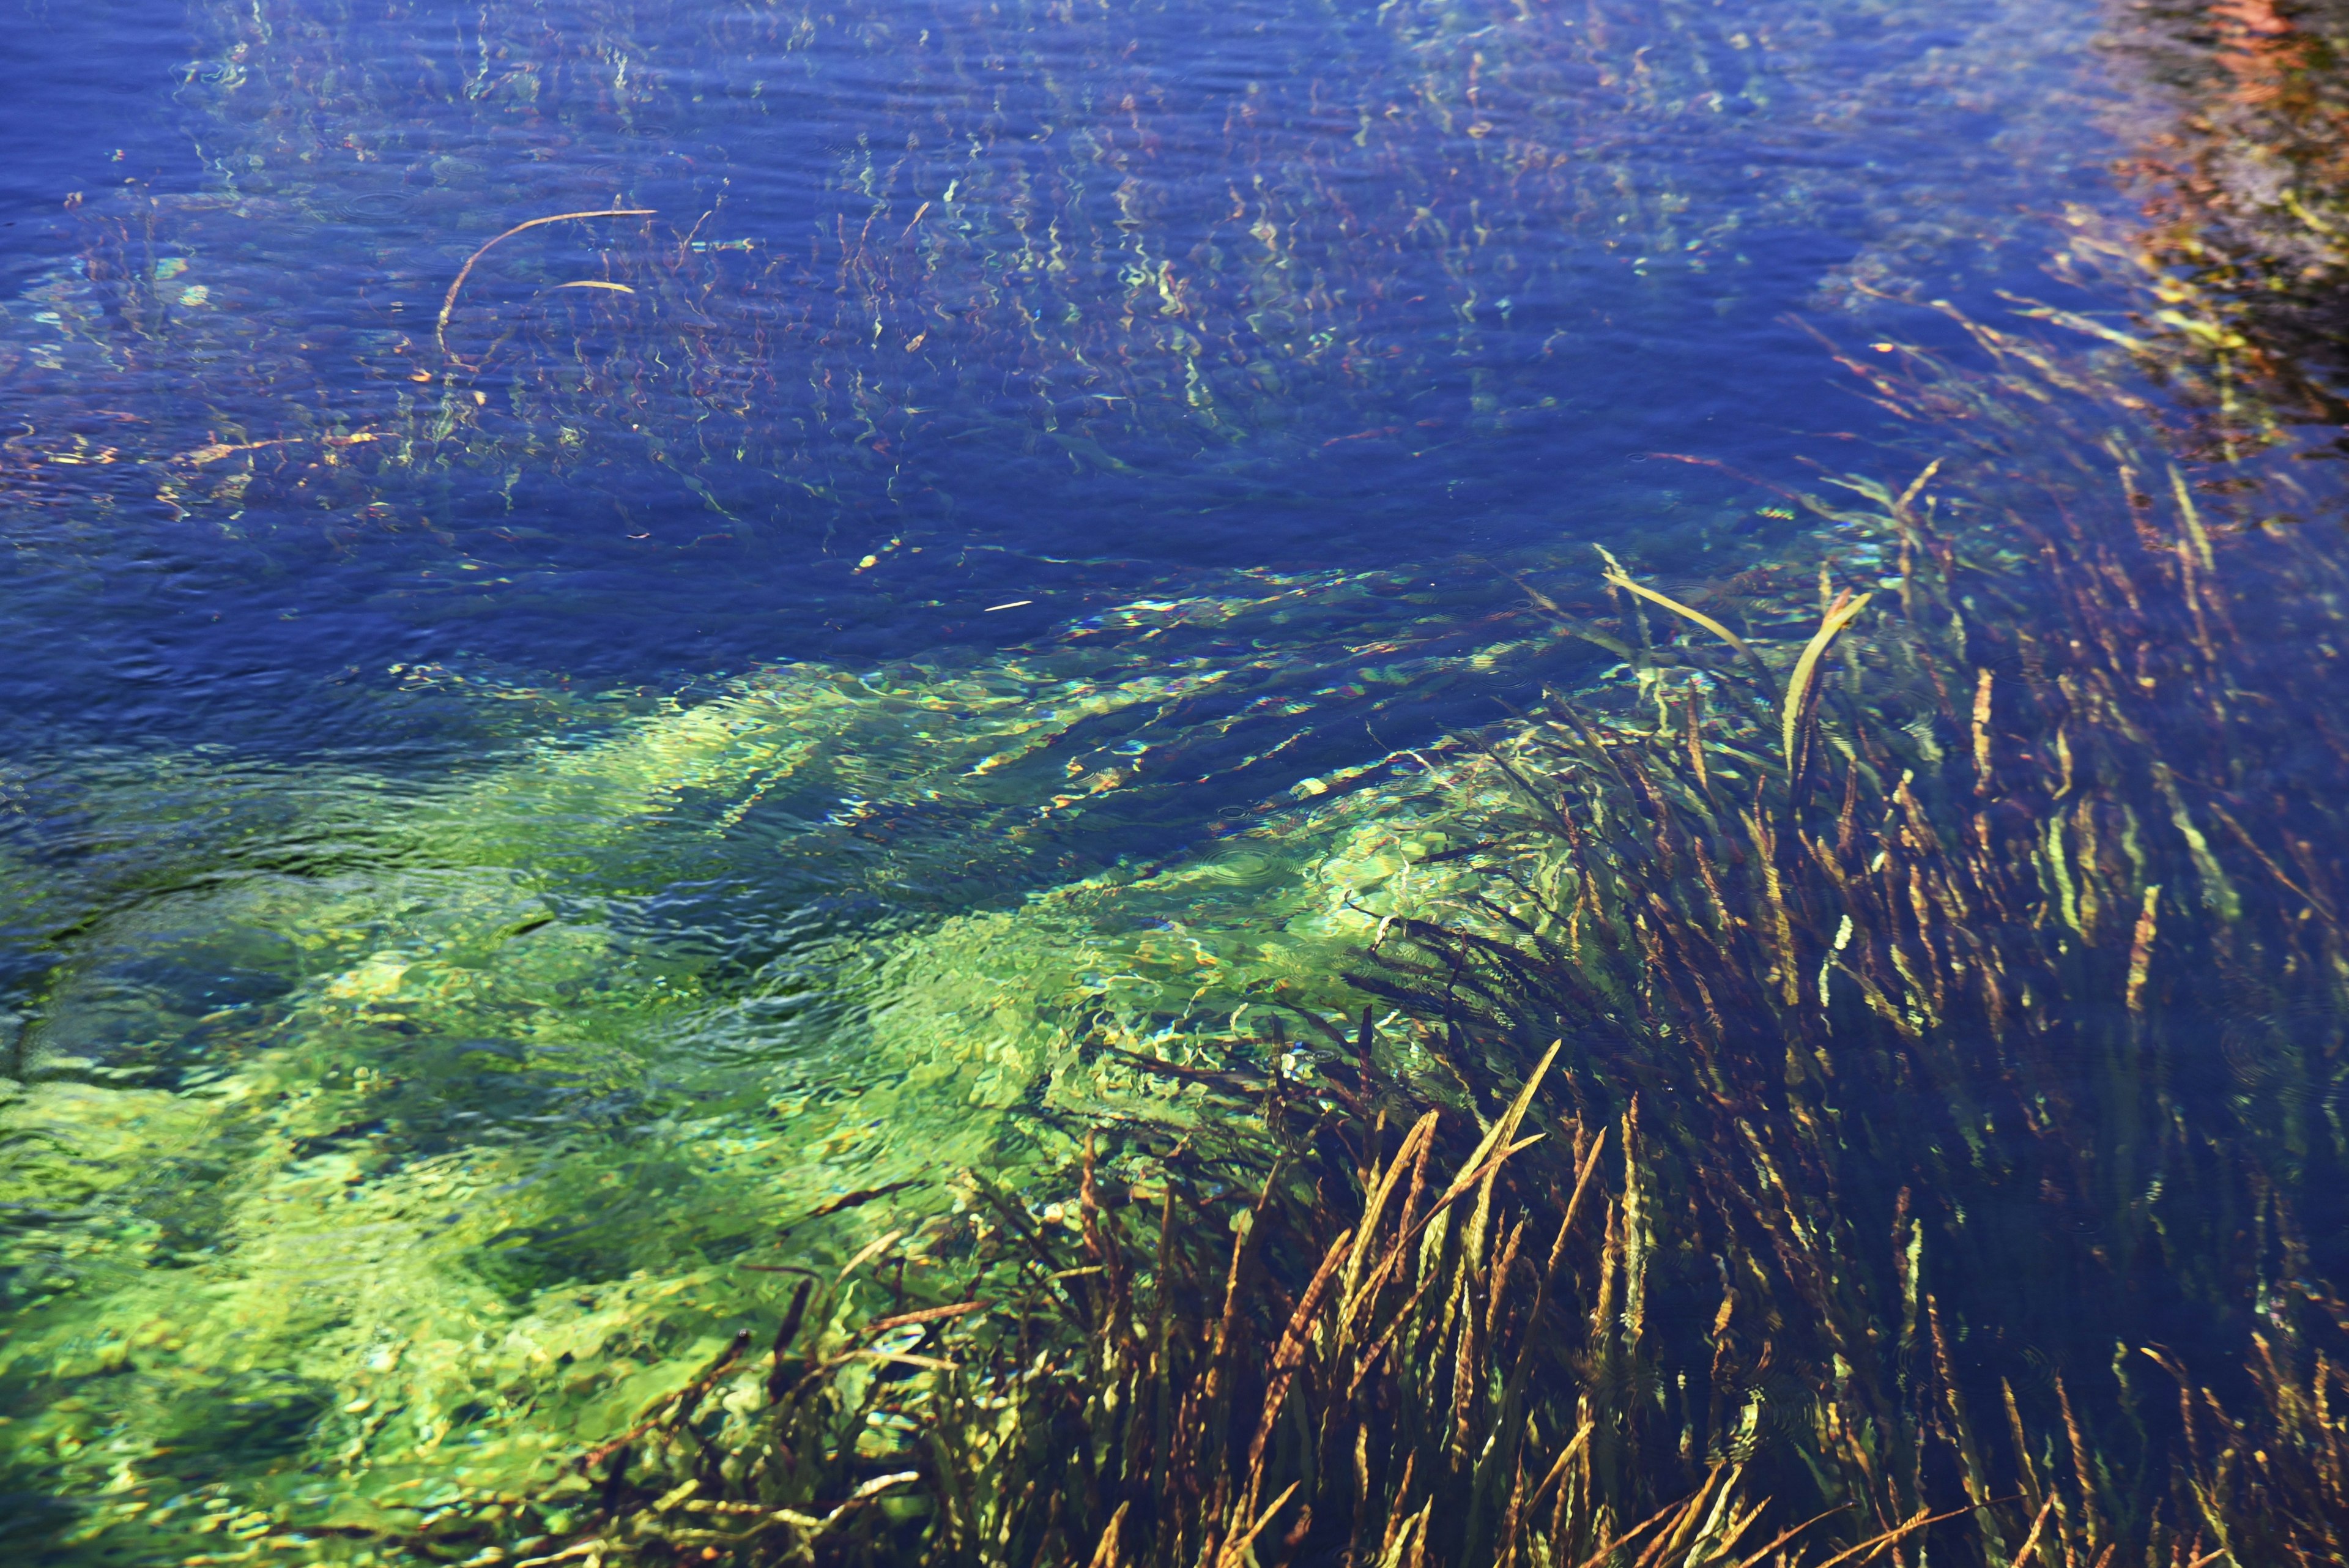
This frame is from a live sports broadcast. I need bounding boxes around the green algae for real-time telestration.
[0,578,1521,1564]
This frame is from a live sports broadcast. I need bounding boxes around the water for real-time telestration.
[1,0,2124,746]
[2,0,2334,1559]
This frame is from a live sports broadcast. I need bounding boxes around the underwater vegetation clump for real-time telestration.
[0,612,1532,1565]
[9,0,2110,601]
[325,311,2349,1567]
[412,1058,1948,1568]
[1349,321,2349,1559]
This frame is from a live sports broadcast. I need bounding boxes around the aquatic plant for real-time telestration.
[9,3,2347,1563]
[0,597,1529,1564]
[428,297,2349,1567]
[13,0,2109,587]
[1345,318,2349,1561]
[417,1044,1964,1568]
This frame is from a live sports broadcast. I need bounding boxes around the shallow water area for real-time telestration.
[1,0,2304,1559]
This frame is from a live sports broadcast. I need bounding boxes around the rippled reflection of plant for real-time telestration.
[2103,0,2349,452]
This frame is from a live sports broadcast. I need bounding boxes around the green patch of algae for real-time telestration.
[0,634,1502,1564]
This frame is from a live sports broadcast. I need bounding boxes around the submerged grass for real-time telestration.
[5,0,2109,590]
[370,1041,1950,1568]
[379,311,2349,1566]
[5,4,2347,1562]
[1346,324,2349,1559]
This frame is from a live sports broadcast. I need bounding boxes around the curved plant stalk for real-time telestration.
[1780,589,1872,762]
[437,207,658,360]
[1598,560,1774,685]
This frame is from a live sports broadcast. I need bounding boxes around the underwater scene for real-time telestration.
[5,0,2349,1562]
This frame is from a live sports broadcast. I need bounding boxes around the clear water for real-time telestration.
[0,0,2127,747]
[0,0,2219,1556]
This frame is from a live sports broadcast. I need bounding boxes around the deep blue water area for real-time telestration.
[2,0,2130,761]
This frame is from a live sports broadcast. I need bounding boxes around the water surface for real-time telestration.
[0,0,2238,1556]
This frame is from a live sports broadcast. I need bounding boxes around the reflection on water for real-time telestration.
[4,0,2348,1560]
[2094,0,2349,456]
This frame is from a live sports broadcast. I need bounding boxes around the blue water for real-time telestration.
[2,0,2126,760]
[0,1,2197,1554]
